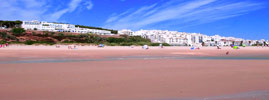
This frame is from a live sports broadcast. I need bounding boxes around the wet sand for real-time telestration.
[0,45,269,100]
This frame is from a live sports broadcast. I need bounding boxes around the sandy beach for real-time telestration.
[1,45,269,100]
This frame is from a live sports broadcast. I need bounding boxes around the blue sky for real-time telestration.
[0,0,268,40]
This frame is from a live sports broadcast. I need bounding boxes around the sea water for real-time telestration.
[1,55,269,64]
[152,90,269,100]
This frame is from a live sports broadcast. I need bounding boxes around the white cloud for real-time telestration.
[104,0,264,30]
[49,9,69,21]
[106,10,130,23]
[69,0,83,12]
[106,3,158,23]
[0,0,48,21]
[85,0,94,10]
[0,0,92,21]
[47,0,84,21]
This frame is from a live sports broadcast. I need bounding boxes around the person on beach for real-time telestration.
[230,44,234,48]
[68,46,72,49]
[217,46,221,49]
[56,45,59,48]
[5,43,8,47]
[143,45,149,50]
[226,51,229,55]
[159,43,163,48]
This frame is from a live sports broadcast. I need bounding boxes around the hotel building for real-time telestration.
[22,20,112,35]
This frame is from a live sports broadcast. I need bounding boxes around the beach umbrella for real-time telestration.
[98,44,104,47]
[190,47,195,50]
[233,46,238,49]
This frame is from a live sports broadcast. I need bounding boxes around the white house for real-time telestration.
[118,29,134,35]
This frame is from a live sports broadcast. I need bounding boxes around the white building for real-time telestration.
[22,20,112,35]
[131,30,189,46]
[0,27,6,29]
[118,29,134,35]
[119,29,250,46]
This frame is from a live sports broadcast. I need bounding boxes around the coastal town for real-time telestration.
[1,20,268,47]
[118,29,268,47]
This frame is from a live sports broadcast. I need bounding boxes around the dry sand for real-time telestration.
[0,45,269,100]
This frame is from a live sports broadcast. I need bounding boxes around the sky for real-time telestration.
[0,0,268,40]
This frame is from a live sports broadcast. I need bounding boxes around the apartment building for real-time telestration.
[22,20,112,35]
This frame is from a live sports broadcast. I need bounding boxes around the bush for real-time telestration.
[50,32,55,36]
[150,43,170,46]
[78,34,89,38]
[120,42,132,46]
[11,28,25,36]
[43,31,49,36]
[7,35,18,40]
[162,43,170,46]
[66,34,76,38]
[62,40,75,43]
[24,40,56,45]
[106,37,125,43]
[32,32,36,35]
[25,40,35,45]
[0,40,7,44]
[9,41,24,44]
[132,42,147,46]
[0,32,7,39]
[58,33,65,37]
[105,43,118,46]
[150,43,161,46]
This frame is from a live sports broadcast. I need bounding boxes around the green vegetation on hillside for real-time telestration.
[0,32,18,41]
[24,40,56,45]
[0,20,22,28]
[11,28,25,36]
[106,36,151,46]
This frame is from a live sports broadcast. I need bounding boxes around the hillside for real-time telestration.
[0,28,166,46]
